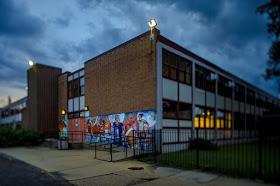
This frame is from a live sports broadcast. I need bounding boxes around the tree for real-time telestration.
[257,0,280,91]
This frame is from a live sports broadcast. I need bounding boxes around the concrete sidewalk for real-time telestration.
[0,147,275,186]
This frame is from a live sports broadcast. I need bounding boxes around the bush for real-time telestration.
[189,138,218,150]
[0,127,44,147]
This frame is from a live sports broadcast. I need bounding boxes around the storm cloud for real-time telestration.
[0,0,278,107]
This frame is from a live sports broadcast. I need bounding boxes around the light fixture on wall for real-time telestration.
[62,110,66,115]
[85,106,89,111]
[148,19,157,40]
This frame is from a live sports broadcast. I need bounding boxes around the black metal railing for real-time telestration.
[43,128,279,183]
[149,128,279,183]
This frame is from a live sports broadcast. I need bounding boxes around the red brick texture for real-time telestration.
[58,73,68,120]
[85,30,159,116]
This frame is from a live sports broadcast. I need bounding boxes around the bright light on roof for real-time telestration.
[29,60,34,66]
[148,19,157,28]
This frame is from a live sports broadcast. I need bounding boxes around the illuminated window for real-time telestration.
[195,107,215,129]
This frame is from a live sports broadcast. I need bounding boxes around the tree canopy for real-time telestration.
[257,0,280,90]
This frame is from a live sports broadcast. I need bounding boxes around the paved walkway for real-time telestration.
[0,147,276,186]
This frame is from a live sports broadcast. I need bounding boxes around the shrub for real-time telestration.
[0,127,44,147]
[189,138,218,150]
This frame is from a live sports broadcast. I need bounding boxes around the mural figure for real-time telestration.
[113,114,123,146]
[58,120,68,139]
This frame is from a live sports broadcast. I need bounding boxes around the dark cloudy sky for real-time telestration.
[0,0,278,107]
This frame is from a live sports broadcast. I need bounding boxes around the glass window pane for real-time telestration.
[68,75,73,82]
[163,100,177,118]
[80,112,85,117]
[170,68,176,80]
[68,90,72,98]
[74,79,79,88]
[68,99,73,112]
[162,64,169,77]
[163,50,169,64]
[80,96,85,111]
[68,113,74,119]
[68,82,72,91]
[170,54,176,67]
[74,97,79,111]
[186,63,191,73]
[179,103,191,119]
[179,71,184,82]
[79,70,84,77]
[186,74,191,84]
[178,59,185,71]
[73,72,79,79]
[80,86,85,95]
[74,112,80,118]
[80,77,84,86]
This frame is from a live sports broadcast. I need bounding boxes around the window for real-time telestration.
[234,112,245,130]
[162,49,192,85]
[195,65,215,92]
[264,97,270,110]
[234,83,245,102]
[80,77,85,95]
[256,93,264,107]
[195,107,214,128]
[179,102,192,120]
[163,100,177,118]
[246,88,255,105]
[218,75,232,98]
[163,99,192,120]
[73,79,79,97]
[217,110,232,129]
[67,69,85,118]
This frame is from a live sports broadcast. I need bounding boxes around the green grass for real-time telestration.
[140,141,279,182]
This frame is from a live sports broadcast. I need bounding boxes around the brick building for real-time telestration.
[2,29,279,146]
[57,29,280,149]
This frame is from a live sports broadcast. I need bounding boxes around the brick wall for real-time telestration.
[84,30,159,116]
[27,64,62,132]
[58,73,68,120]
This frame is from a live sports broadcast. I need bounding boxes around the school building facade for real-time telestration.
[57,29,280,146]
[1,29,279,148]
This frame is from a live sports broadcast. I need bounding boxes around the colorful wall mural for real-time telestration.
[58,119,68,138]
[85,110,157,149]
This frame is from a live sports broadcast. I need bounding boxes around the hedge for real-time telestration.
[0,127,44,147]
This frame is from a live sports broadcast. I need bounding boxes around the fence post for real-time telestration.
[94,142,96,159]
[154,129,156,164]
[133,130,135,157]
[196,128,199,169]
[258,123,263,178]
[110,143,112,162]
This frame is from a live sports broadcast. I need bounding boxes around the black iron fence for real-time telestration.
[149,128,279,183]
[43,128,279,183]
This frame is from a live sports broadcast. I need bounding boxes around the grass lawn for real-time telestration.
[141,141,279,182]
